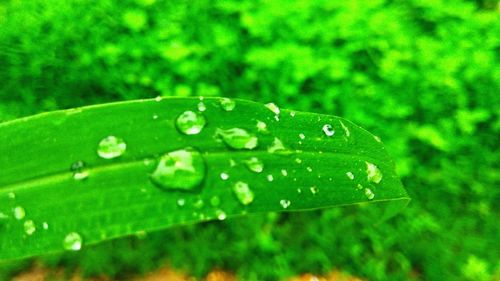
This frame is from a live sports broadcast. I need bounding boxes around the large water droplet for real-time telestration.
[150,148,206,191]
[366,162,383,184]
[216,128,258,150]
[364,188,375,200]
[279,199,291,209]
[322,124,335,137]
[176,110,206,135]
[63,232,83,251]
[71,160,89,180]
[244,157,264,173]
[13,206,25,220]
[97,136,126,159]
[24,220,36,235]
[232,181,254,205]
[267,137,286,153]
[220,98,236,111]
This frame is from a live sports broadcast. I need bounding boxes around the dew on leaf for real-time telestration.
[280,199,291,209]
[364,188,375,200]
[232,181,254,205]
[220,172,229,180]
[267,174,274,182]
[177,198,186,207]
[366,161,383,184]
[310,186,319,194]
[281,169,288,176]
[346,172,355,180]
[176,110,206,135]
[220,98,236,111]
[42,222,49,230]
[306,167,313,172]
[322,124,335,137]
[24,220,36,235]
[299,133,305,140]
[267,137,286,153]
[150,148,206,191]
[290,111,296,117]
[216,128,258,150]
[265,102,280,115]
[97,136,126,159]
[244,157,264,173]
[215,210,227,221]
[71,160,89,180]
[197,102,206,112]
[13,206,25,220]
[295,158,302,164]
[63,232,83,251]
[256,120,267,132]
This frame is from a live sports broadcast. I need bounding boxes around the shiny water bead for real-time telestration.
[232,181,254,205]
[24,220,36,235]
[176,110,206,135]
[63,232,83,251]
[346,172,355,180]
[322,124,335,137]
[150,148,206,191]
[71,160,89,180]
[366,162,383,184]
[13,206,25,220]
[244,157,264,173]
[220,98,236,111]
[216,128,258,150]
[280,199,291,209]
[97,136,126,159]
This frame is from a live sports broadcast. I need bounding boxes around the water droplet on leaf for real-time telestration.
[267,137,286,153]
[71,160,89,180]
[13,206,25,220]
[346,172,355,180]
[97,136,126,159]
[322,124,335,137]
[215,210,227,221]
[366,162,383,184]
[216,128,258,150]
[150,148,206,191]
[256,120,267,132]
[63,232,82,251]
[197,102,206,112]
[280,199,291,209]
[24,220,36,235]
[267,174,274,182]
[232,181,254,205]
[265,103,280,115]
[244,157,264,173]
[310,186,319,194]
[220,172,229,180]
[281,169,288,176]
[364,188,375,200]
[176,110,206,135]
[220,98,236,111]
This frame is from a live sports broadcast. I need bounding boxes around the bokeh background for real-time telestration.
[0,0,499,280]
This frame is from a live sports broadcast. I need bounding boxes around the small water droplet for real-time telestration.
[290,111,296,117]
[265,103,280,115]
[295,158,302,164]
[13,206,25,220]
[152,114,159,120]
[340,120,350,137]
[150,148,206,191]
[299,133,305,140]
[322,124,335,137]
[197,102,206,112]
[346,172,355,180]
[210,196,221,207]
[97,136,126,159]
[42,222,49,230]
[216,128,258,149]
[281,169,288,176]
[155,96,162,102]
[310,186,319,194]
[215,209,227,221]
[24,220,36,235]
[193,198,204,209]
[297,188,302,193]
[220,172,229,180]
[71,160,89,180]
[357,184,364,190]
[306,167,313,172]
[279,199,291,209]
[220,98,236,111]
[176,110,206,135]
[232,181,254,205]
[267,174,274,182]
[364,188,375,200]
[63,232,83,251]
[267,137,286,153]
[373,135,382,143]
[244,157,264,173]
[366,162,383,184]
[256,120,267,132]
[177,198,186,207]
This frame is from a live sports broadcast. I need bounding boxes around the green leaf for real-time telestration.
[0,97,409,261]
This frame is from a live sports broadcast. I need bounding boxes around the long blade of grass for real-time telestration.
[0,97,409,261]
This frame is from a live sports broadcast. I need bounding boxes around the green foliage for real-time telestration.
[0,0,498,280]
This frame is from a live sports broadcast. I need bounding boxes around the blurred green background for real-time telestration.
[0,0,499,280]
